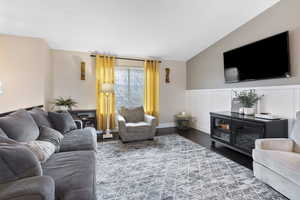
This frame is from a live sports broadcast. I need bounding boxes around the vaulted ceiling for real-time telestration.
[0,0,279,61]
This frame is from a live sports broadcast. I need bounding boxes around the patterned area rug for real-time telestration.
[96,134,287,200]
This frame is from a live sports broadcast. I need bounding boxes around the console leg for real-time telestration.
[211,141,216,147]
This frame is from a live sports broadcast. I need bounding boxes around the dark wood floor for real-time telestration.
[157,127,253,170]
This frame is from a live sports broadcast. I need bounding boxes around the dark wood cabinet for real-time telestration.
[69,109,97,129]
[210,112,288,156]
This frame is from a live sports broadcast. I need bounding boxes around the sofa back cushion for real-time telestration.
[120,106,144,123]
[0,109,39,142]
[29,107,53,128]
[291,111,300,153]
[48,111,77,134]
[0,144,42,184]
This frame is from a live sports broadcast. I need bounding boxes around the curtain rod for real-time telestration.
[90,55,161,63]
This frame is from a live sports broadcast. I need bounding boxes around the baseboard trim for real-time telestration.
[158,122,176,128]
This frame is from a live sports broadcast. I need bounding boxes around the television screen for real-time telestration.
[223,32,290,83]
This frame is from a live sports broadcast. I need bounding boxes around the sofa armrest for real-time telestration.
[144,114,157,127]
[255,138,294,152]
[0,176,55,200]
[0,144,42,185]
[74,119,83,129]
[117,115,127,133]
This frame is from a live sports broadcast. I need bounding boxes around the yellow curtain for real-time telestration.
[144,60,160,121]
[96,55,116,130]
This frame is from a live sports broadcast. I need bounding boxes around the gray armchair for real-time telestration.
[117,106,157,142]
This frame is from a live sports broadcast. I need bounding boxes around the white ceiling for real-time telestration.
[0,0,279,61]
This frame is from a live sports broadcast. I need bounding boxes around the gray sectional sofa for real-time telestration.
[0,107,97,200]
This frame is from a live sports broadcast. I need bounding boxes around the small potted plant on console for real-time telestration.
[234,90,263,115]
[52,97,78,111]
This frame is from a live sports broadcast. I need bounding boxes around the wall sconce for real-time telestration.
[165,68,170,83]
[0,81,3,95]
[80,62,86,80]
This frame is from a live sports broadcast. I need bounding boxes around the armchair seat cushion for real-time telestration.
[253,149,300,185]
[60,127,97,152]
[42,151,96,200]
[126,122,151,133]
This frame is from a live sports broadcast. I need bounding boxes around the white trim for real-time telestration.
[158,122,176,128]
[186,84,300,93]
[185,84,300,136]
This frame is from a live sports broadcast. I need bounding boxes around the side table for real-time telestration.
[175,113,191,131]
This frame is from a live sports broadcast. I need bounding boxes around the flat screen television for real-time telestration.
[223,31,290,83]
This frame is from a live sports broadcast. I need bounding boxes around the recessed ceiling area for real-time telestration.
[0,0,279,61]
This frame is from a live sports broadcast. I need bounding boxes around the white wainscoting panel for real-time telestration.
[186,85,300,135]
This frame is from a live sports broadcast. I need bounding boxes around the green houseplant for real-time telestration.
[234,90,263,115]
[52,97,78,111]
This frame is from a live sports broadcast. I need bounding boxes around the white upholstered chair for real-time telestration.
[253,112,300,200]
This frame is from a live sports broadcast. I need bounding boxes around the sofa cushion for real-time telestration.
[42,151,96,200]
[126,122,151,133]
[29,107,53,128]
[60,127,97,152]
[48,112,77,134]
[120,106,144,123]
[253,149,300,185]
[0,144,42,184]
[0,109,39,142]
[38,126,64,152]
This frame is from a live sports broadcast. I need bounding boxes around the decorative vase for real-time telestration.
[239,107,244,115]
[244,107,255,115]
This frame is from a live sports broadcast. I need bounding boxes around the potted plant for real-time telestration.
[234,90,263,115]
[52,97,78,111]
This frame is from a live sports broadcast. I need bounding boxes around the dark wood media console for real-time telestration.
[210,111,288,157]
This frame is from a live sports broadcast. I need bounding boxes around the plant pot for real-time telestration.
[244,107,255,116]
[239,107,244,115]
[58,106,68,111]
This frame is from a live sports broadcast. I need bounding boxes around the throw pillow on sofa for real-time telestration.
[0,143,43,184]
[28,107,53,128]
[0,109,39,142]
[48,111,77,134]
[120,106,145,123]
[21,140,55,163]
[38,126,64,152]
[0,128,17,144]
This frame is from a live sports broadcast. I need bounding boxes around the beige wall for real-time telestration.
[160,60,186,124]
[187,0,300,89]
[51,49,186,124]
[0,36,186,124]
[0,34,52,113]
[51,50,96,110]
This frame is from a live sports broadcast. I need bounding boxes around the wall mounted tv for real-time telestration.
[223,31,290,83]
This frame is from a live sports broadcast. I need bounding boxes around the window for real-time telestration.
[115,66,144,111]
